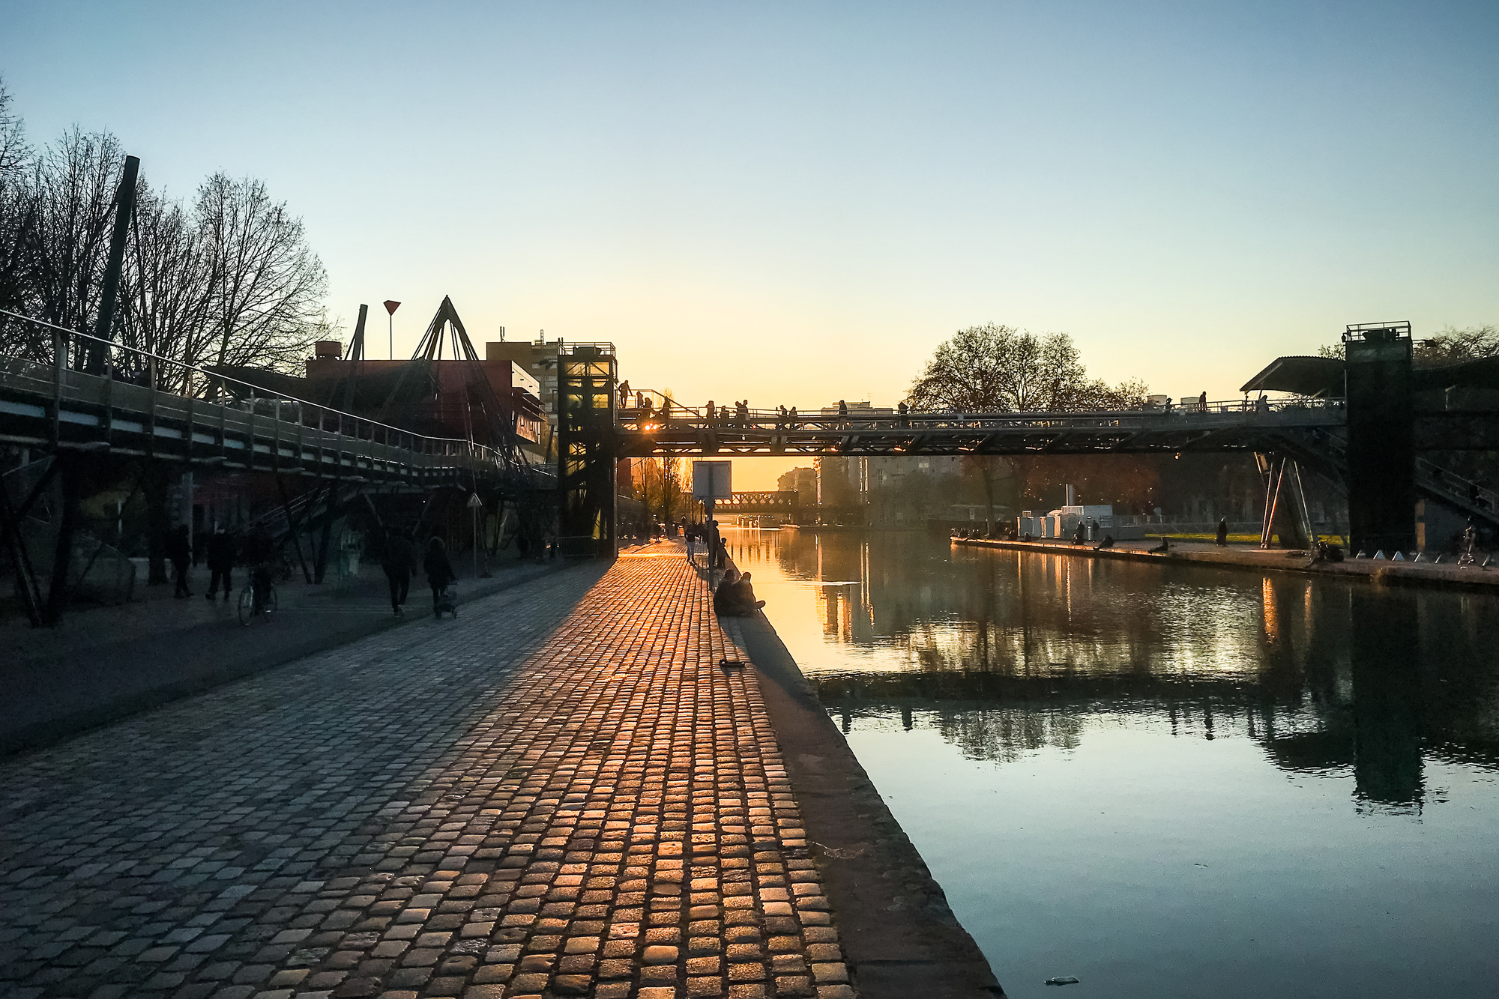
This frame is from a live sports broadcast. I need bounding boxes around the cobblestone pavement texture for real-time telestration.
[0,543,858,999]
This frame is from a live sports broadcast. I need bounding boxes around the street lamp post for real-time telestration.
[383,300,401,359]
[467,492,486,580]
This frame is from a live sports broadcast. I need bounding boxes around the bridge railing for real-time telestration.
[615,395,1343,433]
[0,309,535,479]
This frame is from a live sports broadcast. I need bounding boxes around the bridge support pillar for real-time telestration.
[1344,324,1415,554]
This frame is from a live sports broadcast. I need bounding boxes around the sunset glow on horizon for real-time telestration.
[4,1,1494,492]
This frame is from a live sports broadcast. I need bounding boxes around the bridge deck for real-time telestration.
[617,403,1347,457]
[0,356,526,487]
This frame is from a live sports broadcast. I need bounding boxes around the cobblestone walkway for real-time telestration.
[0,545,855,999]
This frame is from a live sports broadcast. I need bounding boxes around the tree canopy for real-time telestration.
[907,323,1147,412]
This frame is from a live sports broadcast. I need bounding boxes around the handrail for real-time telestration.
[0,308,510,466]
[615,393,1344,429]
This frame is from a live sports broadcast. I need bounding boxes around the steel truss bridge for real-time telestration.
[711,491,800,515]
[615,399,1493,461]
[599,391,1499,544]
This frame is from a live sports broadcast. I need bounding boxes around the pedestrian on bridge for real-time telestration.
[206,526,236,602]
[618,380,631,409]
[705,400,715,428]
[1198,391,1208,412]
[167,524,193,598]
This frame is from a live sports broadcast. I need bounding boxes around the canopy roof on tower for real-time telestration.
[1239,355,1345,398]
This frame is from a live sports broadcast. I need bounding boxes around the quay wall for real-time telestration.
[952,536,1499,592]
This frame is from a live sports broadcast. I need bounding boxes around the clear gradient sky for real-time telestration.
[3,1,1496,488]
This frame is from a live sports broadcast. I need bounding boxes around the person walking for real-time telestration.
[382,528,418,615]
[167,523,193,598]
[1198,391,1208,413]
[423,536,457,617]
[206,526,235,602]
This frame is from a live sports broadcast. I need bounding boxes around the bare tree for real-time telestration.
[28,129,125,356]
[116,180,216,390]
[908,323,1149,530]
[194,173,330,377]
[0,76,26,176]
[0,77,34,331]
[908,323,1144,413]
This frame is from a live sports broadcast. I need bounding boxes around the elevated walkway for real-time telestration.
[0,356,513,488]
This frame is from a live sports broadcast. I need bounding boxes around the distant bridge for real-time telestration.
[712,490,800,515]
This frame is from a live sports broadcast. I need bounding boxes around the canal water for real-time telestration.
[724,527,1499,999]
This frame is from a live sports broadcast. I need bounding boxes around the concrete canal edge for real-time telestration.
[727,612,1008,999]
[953,535,1499,592]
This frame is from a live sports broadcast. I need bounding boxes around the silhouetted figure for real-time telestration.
[729,571,767,616]
[618,380,631,409]
[243,526,276,612]
[708,519,722,569]
[838,399,849,425]
[713,569,740,615]
[705,400,715,427]
[382,528,418,615]
[660,398,672,422]
[1072,521,1085,545]
[1256,393,1270,414]
[1216,517,1229,546]
[736,400,749,427]
[788,406,798,428]
[898,401,909,427]
[1198,391,1208,412]
[206,526,235,602]
[167,524,193,598]
[423,536,457,616]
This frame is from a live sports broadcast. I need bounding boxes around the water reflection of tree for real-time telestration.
[778,531,1499,812]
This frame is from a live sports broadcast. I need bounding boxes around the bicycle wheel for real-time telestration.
[261,586,278,621]
[237,587,254,626]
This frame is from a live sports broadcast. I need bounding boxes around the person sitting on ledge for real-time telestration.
[713,569,741,616]
[728,571,767,617]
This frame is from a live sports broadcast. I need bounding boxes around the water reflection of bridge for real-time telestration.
[728,529,1499,812]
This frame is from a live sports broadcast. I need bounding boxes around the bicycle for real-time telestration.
[237,565,278,626]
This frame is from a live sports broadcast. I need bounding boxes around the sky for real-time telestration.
[3,1,1497,488]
